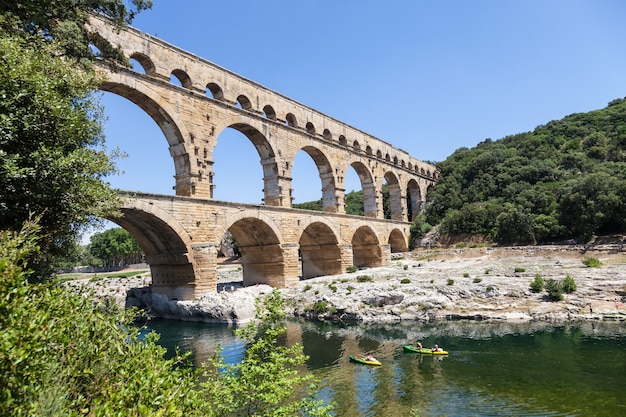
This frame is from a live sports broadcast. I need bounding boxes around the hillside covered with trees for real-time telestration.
[423,97,626,244]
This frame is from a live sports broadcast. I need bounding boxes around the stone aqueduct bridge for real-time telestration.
[92,17,438,300]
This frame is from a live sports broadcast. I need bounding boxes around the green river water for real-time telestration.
[144,318,626,416]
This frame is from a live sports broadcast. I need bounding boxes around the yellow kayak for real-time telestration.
[403,345,449,355]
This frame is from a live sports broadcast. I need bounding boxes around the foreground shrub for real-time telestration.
[1,224,333,417]
[0,224,202,416]
[202,290,333,416]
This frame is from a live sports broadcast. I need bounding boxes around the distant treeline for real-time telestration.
[293,185,391,218]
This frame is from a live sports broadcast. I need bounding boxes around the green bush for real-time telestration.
[582,256,602,268]
[545,279,564,301]
[328,284,338,293]
[400,278,411,284]
[346,265,357,273]
[312,300,336,315]
[203,290,333,416]
[0,225,203,416]
[303,284,312,292]
[447,278,455,285]
[473,277,482,283]
[1,225,333,417]
[357,275,373,282]
[562,274,577,293]
[530,274,545,293]
[514,267,526,273]
[463,272,470,278]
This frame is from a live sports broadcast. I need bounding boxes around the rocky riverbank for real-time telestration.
[69,245,626,324]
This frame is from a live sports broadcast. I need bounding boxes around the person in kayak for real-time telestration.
[416,341,423,350]
[366,354,376,362]
[432,344,443,352]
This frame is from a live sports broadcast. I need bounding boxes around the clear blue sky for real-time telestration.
[100,0,626,206]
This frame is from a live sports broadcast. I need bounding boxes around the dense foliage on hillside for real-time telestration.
[424,98,626,244]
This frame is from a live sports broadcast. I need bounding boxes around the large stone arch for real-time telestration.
[226,217,295,287]
[383,171,404,221]
[388,228,408,253]
[351,225,383,268]
[100,78,186,148]
[99,77,195,196]
[296,146,338,213]
[298,221,342,279]
[406,178,423,221]
[110,199,199,300]
[212,117,286,206]
[348,161,378,218]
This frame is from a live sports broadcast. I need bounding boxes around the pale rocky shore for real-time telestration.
[67,244,626,325]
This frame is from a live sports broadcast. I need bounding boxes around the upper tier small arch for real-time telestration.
[206,82,224,100]
[129,52,155,75]
[171,69,192,89]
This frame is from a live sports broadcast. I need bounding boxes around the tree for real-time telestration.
[495,204,535,245]
[0,1,151,278]
[0,0,152,68]
[200,290,333,416]
[89,227,143,267]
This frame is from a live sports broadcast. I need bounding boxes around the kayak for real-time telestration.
[349,355,382,366]
[403,345,449,355]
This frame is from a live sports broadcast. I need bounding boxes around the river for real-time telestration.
[144,318,626,416]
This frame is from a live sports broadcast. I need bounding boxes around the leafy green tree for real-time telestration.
[0,34,120,277]
[409,212,432,249]
[1,223,333,416]
[0,1,151,278]
[558,171,626,240]
[89,227,143,267]
[0,0,152,68]
[200,290,333,416]
[495,204,535,245]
